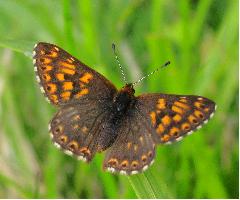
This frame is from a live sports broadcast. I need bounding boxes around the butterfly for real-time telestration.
[33,42,216,175]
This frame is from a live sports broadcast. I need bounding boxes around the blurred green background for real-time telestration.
[0,0,238,198]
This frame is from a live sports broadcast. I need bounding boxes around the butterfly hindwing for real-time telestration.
[33,42,117,106]
[136,94,216,144]
[50,100,117,162]
[103,109,156,175]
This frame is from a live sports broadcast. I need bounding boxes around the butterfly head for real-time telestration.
[113,83,135,113]
[121,83,135,95]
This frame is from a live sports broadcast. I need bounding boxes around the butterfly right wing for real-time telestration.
[135,93,216,144]
[103,109,156,175]
[33,42,117,106]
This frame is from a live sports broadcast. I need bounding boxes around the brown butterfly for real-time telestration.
[33,42,216,175]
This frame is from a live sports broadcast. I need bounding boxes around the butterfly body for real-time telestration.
[33,42,216,175]
[112,84,135,113]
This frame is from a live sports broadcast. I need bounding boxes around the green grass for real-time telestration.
[0,0,238,198]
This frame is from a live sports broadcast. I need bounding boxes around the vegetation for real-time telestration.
[0,0,238,198]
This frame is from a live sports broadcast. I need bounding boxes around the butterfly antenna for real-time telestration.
[132,61,171,86]
[112,43,127,84]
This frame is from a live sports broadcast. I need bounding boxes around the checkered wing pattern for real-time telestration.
[33,42,118,161]
[33,42,117,106]
[136,94,216,144]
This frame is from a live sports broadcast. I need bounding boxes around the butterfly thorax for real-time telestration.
[112,83,135,114]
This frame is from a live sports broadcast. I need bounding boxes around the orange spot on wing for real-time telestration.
[73,115,80,120]
[169,127,180,136]
[179,98,188,103]
[141,155,147,162]
[68,141,79,151]
[51,95,58,103]
[59,61,75,69]
[56,73,65,81]
[162,115,171,126]
[121,160,129,167]
[150,111,156,126]
[174,101,190,110]
[82,126,88,133]
[48,51,58,58]
[62,82,73,91]
[42,74,51,81]
[108,158,118,166]
[172,105,184,114]
[41,65,53,72]
[181,123,191,131]
[173,114,182,122]
[204,107,210,112]
[161,134,170,142]
[188,115,198,124]
[80,147,91,156]
[131,161,139,168]
[61,68,75,75]
[127,142,132,149]
[46,83,57,93]
[67,58,74,63]
[157,98,166,109]
[40,57,51,64]
[75,88,89,98]
[60,135,68,143]
[80,72,93,84]
[194,110,204,119]
[194,101,206,110]
[156,124,164,134]
[134,145,138,152]
[139,136,144,143]
[61,91,71,100]
[73,124,79,129]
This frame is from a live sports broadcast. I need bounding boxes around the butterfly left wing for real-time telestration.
[33,42,117,106]
[103,109,156,175]
[135,94,217,144]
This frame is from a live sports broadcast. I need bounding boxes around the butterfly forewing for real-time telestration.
[33,42,117,106]
[136,94,216,144]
